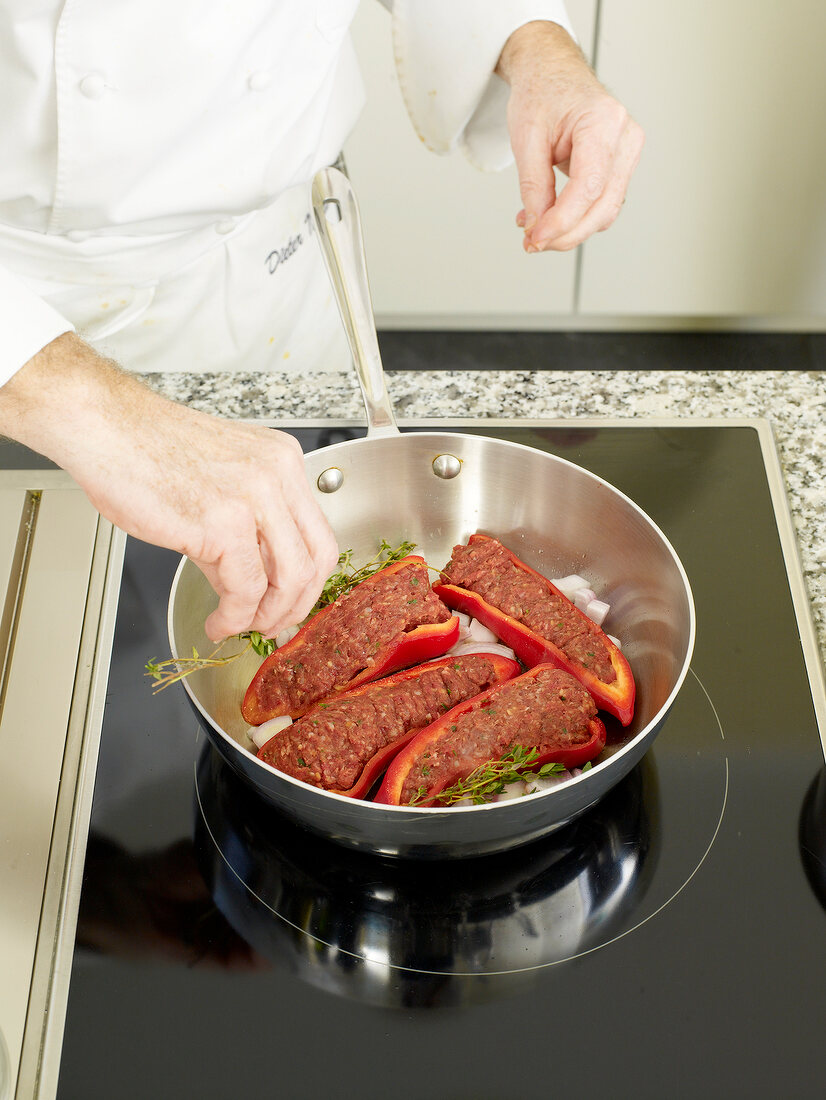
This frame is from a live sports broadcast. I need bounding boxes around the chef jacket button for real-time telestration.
[215,218,238,235]
[78,72,107,100]
[66,229,89,242]
[247,70,272,91]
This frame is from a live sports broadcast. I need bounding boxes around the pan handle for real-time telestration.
[312,167,399,439]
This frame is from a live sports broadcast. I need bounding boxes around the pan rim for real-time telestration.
[167,429,696,816]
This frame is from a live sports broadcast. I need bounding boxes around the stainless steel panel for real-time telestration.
[0,472,124,1100]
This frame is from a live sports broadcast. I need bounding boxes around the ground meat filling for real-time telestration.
[259,655,500,791]
[442,538,615,683]
[400,667,598,805]
[255,560,452,716]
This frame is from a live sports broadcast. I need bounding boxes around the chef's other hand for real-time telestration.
[496,20,644,253]
[0,333,339,642]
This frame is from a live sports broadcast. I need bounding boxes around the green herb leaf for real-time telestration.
[308,538,417,615]
[146,538,416,693]
[248,631,276,658]
[411,745,568,807]
[143,628,276,694]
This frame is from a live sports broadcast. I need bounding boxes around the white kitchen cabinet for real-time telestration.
[343,1,597,328]
[346,0,826,326]
[578,0,826,319]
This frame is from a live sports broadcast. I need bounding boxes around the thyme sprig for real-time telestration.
[411,745,580,807]
[309,538,417,614]
[146,539,418,693]
[145,631,275,694]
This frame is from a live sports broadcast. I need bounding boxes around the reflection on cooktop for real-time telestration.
[800,767,826,911]
[193,669,727,1007]
[195,743,653,1006]
[74,834,262,973]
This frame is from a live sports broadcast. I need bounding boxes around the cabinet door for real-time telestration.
[579,0,826,317]
[344,1,596,327]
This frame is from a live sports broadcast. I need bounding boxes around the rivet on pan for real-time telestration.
[317,467,344,493]
[432,454,462,480]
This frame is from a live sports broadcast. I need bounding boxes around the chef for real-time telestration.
[0,1,643,642]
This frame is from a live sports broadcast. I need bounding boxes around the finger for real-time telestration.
[283,479,340,599]
[251,522,337,636]
[246,512,318,637]
[511,120,557,235]
[199,523,269,642]
[534,121,643,251]
[267,538,337,630]
[249,460,339,635]
[249,566,314,639]
[548,185,625,250]
[526,129,614,250]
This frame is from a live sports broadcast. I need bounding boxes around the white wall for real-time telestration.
[344,1,826,330]
[578,0,826,323]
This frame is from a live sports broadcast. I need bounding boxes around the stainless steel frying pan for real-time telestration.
[168,167,695,859]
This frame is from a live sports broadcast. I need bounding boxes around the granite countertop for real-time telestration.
[142,367,825,675]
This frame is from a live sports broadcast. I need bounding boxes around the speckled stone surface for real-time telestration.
[140,367,826,676]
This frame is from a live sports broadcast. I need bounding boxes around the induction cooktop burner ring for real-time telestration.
[193,666,728,983]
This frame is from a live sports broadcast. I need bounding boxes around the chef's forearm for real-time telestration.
[0,332,152,475]
[495,19,591,88]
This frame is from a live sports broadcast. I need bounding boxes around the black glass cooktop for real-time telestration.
[56,424,826,1099]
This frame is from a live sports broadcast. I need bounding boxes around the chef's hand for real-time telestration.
[0,333,339,641]
[496,20,644,252]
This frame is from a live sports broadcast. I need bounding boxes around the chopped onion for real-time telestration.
[448,641,518,661]
[249,714,292,750]
[552,574,615,630]
[584,598,610,626]
[551,574,589,601]
[467,618,499,644]
[573,586,597,612]
[452,611,472,641]
[275,624,300,648]
[607,633,622,649]
[496,780,528,802]
[525,770,573,794]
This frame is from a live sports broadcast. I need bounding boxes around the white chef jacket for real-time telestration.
[0,0,574,383]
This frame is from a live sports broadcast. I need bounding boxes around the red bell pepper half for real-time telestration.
[242,556,459,723]
[257,652,520,798]
[376,664,606,807]
[433,535,635,726]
